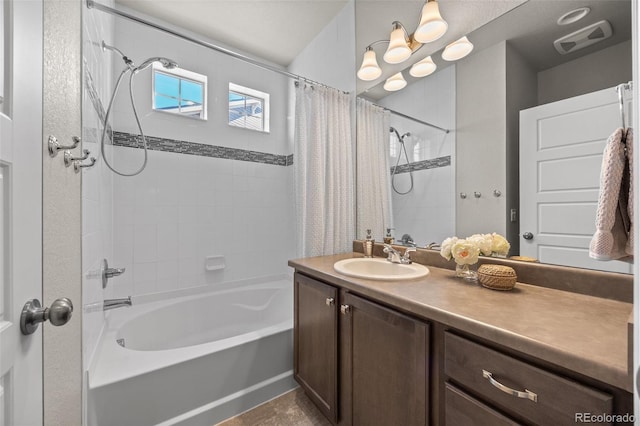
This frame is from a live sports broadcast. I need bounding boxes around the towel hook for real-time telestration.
[617,81,632,130]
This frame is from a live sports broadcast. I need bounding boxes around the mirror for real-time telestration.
[355,0,633,272]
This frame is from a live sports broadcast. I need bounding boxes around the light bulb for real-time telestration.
[442,36,474,61]
[410,56,437,78]
[414,0,448,43]
[383,22,411,64]
[383,72,407,91]
[357,48,382,81]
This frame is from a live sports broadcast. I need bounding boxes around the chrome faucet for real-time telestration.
[383,244,415,264]
[103,297,132,311]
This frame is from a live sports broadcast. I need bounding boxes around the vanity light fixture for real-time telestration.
[357,46,383,81]
[357,0,448,82]
[442,36,474,61]
[384,72,407,91]
[383,21,413,64]
[409,56,436,78]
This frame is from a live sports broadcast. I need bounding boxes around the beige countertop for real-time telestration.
[289,252,633,393]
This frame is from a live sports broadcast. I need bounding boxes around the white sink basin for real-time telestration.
[333,258,429,281]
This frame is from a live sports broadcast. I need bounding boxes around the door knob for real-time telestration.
[20,298,74,335]
[522,232,534,240]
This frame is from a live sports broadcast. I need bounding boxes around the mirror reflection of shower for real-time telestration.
[100,41,179,177]
[390,126,414,195]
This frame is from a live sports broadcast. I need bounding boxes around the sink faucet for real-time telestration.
[103,297,132,311]
[383,244,415,264]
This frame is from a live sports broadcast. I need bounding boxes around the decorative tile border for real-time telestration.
[113,132,293,166]
[390,155,451,174]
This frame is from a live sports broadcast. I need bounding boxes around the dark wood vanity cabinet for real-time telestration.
[293,271,631,426]
[294,272,429,426]
[340,291,429,426]
[294,272,339,423]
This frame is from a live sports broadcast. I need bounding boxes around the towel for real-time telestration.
[589,128,633,261]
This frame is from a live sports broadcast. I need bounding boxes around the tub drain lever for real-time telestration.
[102,258,126,288]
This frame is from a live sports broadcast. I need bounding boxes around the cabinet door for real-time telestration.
[341,292,429,426]
[294,273,338,423]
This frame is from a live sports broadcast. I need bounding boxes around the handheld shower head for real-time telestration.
[390,127,402,142]
[133,57,179,73]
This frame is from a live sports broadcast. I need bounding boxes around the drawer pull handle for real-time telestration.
[326,297,335,307]
[482,370,538,403]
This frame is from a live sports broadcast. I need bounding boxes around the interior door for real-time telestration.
[520,86,633,274]
[0,0,43,425]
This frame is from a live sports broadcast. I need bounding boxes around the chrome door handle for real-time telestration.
[482,370,537,402]
[522,232,534,240]
[20,298,74,335]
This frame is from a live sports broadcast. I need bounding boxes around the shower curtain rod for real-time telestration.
[375,103,450,134]
[86,0,345,92]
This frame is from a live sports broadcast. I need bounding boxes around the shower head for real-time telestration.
[390,127,402,142]
[133,57,179,73]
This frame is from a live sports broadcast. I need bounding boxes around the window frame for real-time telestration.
[228,82,270,133]
[152,63,208,121]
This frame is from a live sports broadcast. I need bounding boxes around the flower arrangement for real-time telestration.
[440,233,511,280]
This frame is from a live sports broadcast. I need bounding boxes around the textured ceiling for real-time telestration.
[115,0,350,67]
[113,0,632,97]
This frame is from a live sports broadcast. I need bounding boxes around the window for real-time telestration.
[228,83,270,132]
[153,64,207,120]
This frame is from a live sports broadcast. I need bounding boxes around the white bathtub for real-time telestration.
[88,277,296,426]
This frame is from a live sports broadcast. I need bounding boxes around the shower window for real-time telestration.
[152,64,207,120]
[228,83,270,132]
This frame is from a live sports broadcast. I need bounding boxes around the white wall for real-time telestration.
[538,40,632,105]
[376,66,456,245]
[110,147,294,297]
[288,1,356,93]
[108,16,295,298]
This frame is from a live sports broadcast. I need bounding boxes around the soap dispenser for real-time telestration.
[383,228,394,245]
[363,229,374,258]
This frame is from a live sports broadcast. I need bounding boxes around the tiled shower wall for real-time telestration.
[107,16,295,298]
[81,0,114,372]
[379,65,456,246]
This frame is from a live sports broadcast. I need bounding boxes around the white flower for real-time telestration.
[451,239,480,265]
[468,233,493,256]
[491,233,510,256]
[440,237,458,261]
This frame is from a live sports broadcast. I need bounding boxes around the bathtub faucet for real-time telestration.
[103,297,132,311]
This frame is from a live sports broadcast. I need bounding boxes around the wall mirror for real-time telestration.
[355,0,633,273]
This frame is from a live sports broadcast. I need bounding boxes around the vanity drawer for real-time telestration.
[445,383,522,426]
[444,332,613,426]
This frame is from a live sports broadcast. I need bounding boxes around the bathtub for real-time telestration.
[88,276,296,426]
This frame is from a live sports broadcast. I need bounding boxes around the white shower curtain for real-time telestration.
[356,97,392,241]
[294,83,354,257]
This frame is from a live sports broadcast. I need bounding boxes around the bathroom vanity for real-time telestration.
[288,246,634,425]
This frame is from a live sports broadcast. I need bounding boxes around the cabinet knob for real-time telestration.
[340,304,351,315]
[325,297,335,307]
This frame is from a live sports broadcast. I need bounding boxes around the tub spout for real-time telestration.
[103,297,132,311]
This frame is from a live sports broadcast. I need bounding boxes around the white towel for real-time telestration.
[589,128,633,261]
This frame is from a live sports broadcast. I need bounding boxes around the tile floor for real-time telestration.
[216,387,332,426]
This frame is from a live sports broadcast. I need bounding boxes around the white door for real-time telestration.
[0,0,43,425]
[520,86,633,274]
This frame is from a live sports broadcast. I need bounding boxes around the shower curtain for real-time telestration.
[294,83,354,257]
[356,97,392,241]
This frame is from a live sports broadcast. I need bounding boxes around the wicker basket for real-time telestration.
[477,264,517,291]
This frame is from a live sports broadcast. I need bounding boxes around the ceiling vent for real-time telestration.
[553,20,613,55]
